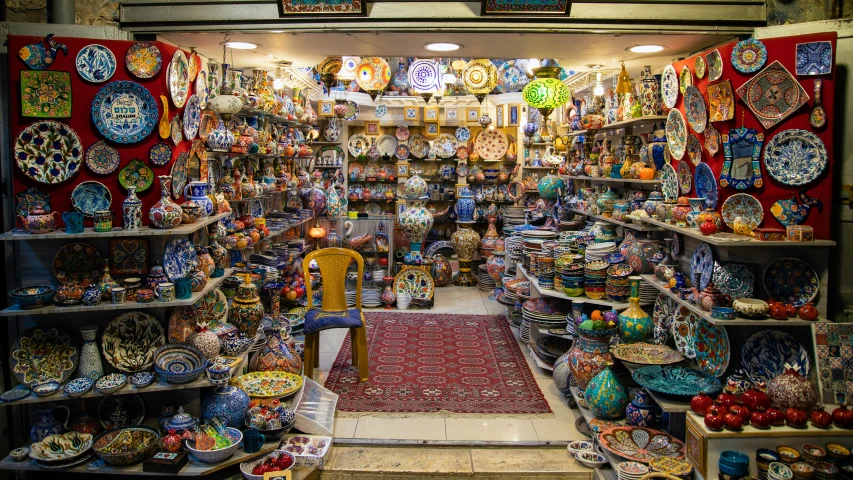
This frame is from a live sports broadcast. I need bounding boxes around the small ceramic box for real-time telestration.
[753,228,785,241]
[786,225,814,242]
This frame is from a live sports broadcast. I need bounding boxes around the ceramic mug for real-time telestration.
[124,277,142,301]
[156,283,175,302]
[111,287,127,304]
[62,212,84,234]
[93,210,115,233]
[175,278,192,300]
[136,288,155,303]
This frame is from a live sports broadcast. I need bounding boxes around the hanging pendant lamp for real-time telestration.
[356,57,391,102]
[408,58,442,104]
[522,58,570,135]
[462,59,497,104]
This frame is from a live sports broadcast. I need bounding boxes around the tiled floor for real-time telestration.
[310,285,583,443]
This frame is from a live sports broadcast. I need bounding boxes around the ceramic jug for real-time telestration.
[30,404,70,442]
[184,181,214,217]
[201,385,250,428]
[618,277,653,343]
[122,186,143,230]
[77,325,104,380]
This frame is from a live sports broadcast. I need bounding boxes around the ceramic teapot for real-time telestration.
[19,206,60,234]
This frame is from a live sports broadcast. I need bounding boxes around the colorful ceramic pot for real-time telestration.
[538,173,566,200]
[671,197,691,226]
[249,326,303,375]
[55,282,84,305]
[454,190,476,223]
[627,238,663,275]
[618,278,652,343]
[626,390,657,427]
[399,200,433,263]
[201,385,249,428]
[229,276,264,338]
[149,175,182,229]
[18,206,60,234]
[568,333,613,389]
[145,264,170,290]
[643,192,664,217]
[585,365,627,420]
[190,324,221,360]
[82,284,102,306]
[640,66,663,116]
[431,254,453,287]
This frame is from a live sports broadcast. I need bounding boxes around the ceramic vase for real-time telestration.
[618,277,653,343]
[454,190,476,222]
[82,284,102,306]
[627,238,663,274]
[552,351,575,396]
[323,118,341,142]
[626,390,657,427]
[452,223,481,286]
[98,265,119,300]
[431,254,453,287]
[325,183,347,218]
[486,249,506,288]
[149,175,183,229]
[77,325,104,380]
[229,277,264,338]
[568,333,613,389]
[196,246,215,278]
[381,277,396,308]
[306,180,327,218]
[191,323,221,360]
[640,66,662,116]
[479,205,500,257]
[201,385,249,428]
[122,186,143,231]
[30,404,70,442]
[249,326,303,375]
[538,173,566,200]
[184,181,214,217]
[398,200,433,263]
[585,365,628,420]
[687,198,706,229]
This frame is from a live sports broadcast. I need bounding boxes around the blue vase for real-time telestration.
[584,365,627,420]
[626,391,657,427]
[454,191,476,223]
[201,386,249,428]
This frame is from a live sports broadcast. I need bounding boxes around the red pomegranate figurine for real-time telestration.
[704,405,725,431]
[770,303,788,320]
[784,304,798,318]
[811,406,833,429]
[798,303,819,321]
[785,407,808,428]
[766,408,785,426]
[691,394,714,416]
[729,405,750,421]
[699,219,718,236]
[767,363,817,412]
[832,399,853,428]
[717,392,740,410]
[741,389,771,412]
[750,410,771,429]
[162,429,183,453]
[724,412,744,431]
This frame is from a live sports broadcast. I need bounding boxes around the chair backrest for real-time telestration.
[302,247,364,312]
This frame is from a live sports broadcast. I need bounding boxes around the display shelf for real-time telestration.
[205,150,283,159]
[639,274,829,326]
[637,217,837,247]
[567,209,663,232]
[0,212,232,241]
[526,344,554,371]
[523,166,558,170]
[563,175,662,185]
[0,268,236,317]
[596,465,618,480]
[530,142,554,146]
[518,264,649,310]
[619,361,692,413]
[686,411,853,439]
[310,141,343,145]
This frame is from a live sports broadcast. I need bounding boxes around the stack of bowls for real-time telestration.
[528,252,540,276]
[839,464,853,480]
[757,449,783,480]
[538,256,555,289]
[778,447,802,465]
[606,264,633,301]
[720,451,751,479]
[813,462,838,480]
[584,261,609,299]
[802,445,828,466]
[617,461,650,480]
[768,462,795,480]
[825,444,851,466]
[561,264,584,297]
[396,292,411,310]
[791,463,815,480]
[639,278,658,304]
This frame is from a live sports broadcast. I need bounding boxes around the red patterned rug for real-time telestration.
[324,313,553,416]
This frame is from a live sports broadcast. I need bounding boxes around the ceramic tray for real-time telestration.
[598,426,686,463]
[631,365,722,397]
[611,343,684,366]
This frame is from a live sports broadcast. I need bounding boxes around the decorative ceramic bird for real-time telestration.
[18,34,68,70]
[770,190,823,226]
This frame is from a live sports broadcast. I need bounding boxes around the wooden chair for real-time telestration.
[301,248,369,382]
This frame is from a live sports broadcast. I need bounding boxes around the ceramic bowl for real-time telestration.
[239,450,295,480]
[0,385,31,403]
[576,451,608,469]
[719,462,749,477]
[770,462,795,480]
[96,373,128,394]
[93,425,160,466]
[825,443,851,461]
[9,447,30,462]
[8,285,55,309]
[567,440,595,456]
[185,427,243,463]
[733,298,769,318]
[790,462,815,479]
[32,381,61,397]
[757,449,782,470]
[778,447,802,464]
[711,307,736,320]
[802,444,827,461]
[63,377,94,397]
[30,431,94,465]
[130,371,155,388]
[154,343,209,384]
[720,450,750,469]
[244,418,295,439]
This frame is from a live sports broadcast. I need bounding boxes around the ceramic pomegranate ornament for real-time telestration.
[750,409,771,429]
[716,392,740,410]
[811,406,833,429]
[691,394,714,416]
[741,389,771,412]
[785,407,808,428]
[832,400,853,428]
[704,405,725,431]
[766,407,785,426]
[724,412,744,431]
[767,363,817,412]
[190,321,221,360]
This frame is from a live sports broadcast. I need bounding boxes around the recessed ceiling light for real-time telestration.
[222,41,259,49]
[424,42,462,52]
[628,45,664,53]
[269,30,284,33]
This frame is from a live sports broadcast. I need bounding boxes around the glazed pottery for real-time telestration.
[30,404,70,442]
[184,181,214,217]
[768,363,817,412]
[122,186,143,231]
[63,211,84,234]
[82,284,102,306]
[585,364,628,420]
[698,283,731,311]
[455,189,476,222]
[627,239,663,275]
[201,385,249,428]
[619,278,653,343]
[250,326,303,375]
[98,265,119,300]
[19,206,60,234]
[190,323,221,360]
[77,325,104,380]
[640,66,663,116]
[398,200,434,263]
[431,254,453,287]
[568,332,614,389]
[149,176,182,229]
[626,390,657,427]
[189,265,207,292]
[229,275,264,338]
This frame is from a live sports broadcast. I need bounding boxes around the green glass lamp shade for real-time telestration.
[522,77,570,110]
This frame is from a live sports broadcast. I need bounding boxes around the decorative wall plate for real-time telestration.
[694,56,707,78]
[455,126,471,142]
[343,101,359,121]
[704,124,720,157]
[30,431,93,464]
[720,127,764,190]
[195,71,208,108]
[652,293,676,346]
[149,141,172,166]
[671,306,699,358]
[735,61,808,130]
[731,38,767,73]
[71,181,112,217]
[661,164,678,202]
[598,426,686,463]
[21,71,72,118]
[763,257,819,307]
[91,80,158,144]
[85,141,121,174]
[434,133,459,159]
[713,262,755,299]
[721,193,763,231]
[11,328,78,387]
[171,152,188,199]
[706,49,723,82]
[693,163,717,208]
[474,129,509,161]
[76,44,116,83]
[194,289,228,329]
[167,49,190,108]
[813,323,853,404]
[395,125,410,141]
[171,114,183,146]
[457,147,470,161]
[187,51,200,82]
[741,330,810,385]
[686,135,702,166]
[53,242,102,286]
[375,103,387,118]
[103,312,166,372]
[796,41,832,75]
[683,86,707,133]
[677,161,692,195]
[118,159,155,193]
[691,242,714,290]
[661,65,679,109]
[764,129,827,186]
[407,59,441,93]
[706,80,734,123]
[631,366,721,398]
[235,371,303,398]
[612,343,684,365]
[109,238,149,275]
[348,133,369,157]
[182,94,201,140]
[693,319,730,377]
[395,144,409,160]
[409,134,430,159]
[376,134,397,157]
[393,267,435,300]
[163,237,198,281]
[665,109,687,160]
[679,66,692,95]
[125,42,162,79]
[15,186,50,218]
[15,120,83,185]
[497,60,528,93]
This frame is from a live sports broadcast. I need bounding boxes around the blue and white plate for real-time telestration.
[741,330,810,385]
[130,371,155,388]
[163,237,198,281]
[149,141,172,166]
[64,377,94,396]
[0,385,31,403]
[764,129,827,187]
[693,163,718,209]
[375,103,387,118]
[91,80,158,144]
[763,257,819,307]
[182,94,201,141]
[690,242,714,290]
[721,193,763,231]
[796,41,832,75]
[85,141,121,175]
[661,65,679,109]
[71,181,112,217]
[75,44,116,83]
[455,126,471,142]
[713,262,755,299]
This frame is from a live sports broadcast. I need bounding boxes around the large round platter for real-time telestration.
[348,133,369,157]
[193,289,228,330]
[434,133,459,159]
[163,237,198,281]
[76,44,116,83]
[10,328,79,387]
[118,159,155,193]
[763,257,819,307]
[632,366,721,398]
[665,109,687,160]
[732,38,767,74]
[53,242,102,286]
[182,94,201,140]
[103,312,166,373]
[235,371,303,398]
[670,306,699,358]
[721,193,763,231]
[409,134,430,159]
[691,242,714,291]
[85,140,121,174]
[652,294,676,346]
[661,65,679,109]
[693,319,730,377]
[693,163,717,209]
[612,343,684,366]
[71,181,112,217]
[475,129,509,161]
[91,80,158,144]
[676,161,692,195]
[125,42,162,79]
[15,120,83,185]
[679,66,692,95]
[343,100,359,121]
[167,49,190,108]
[713,263,754,299]
[741,330,810,385]
[660,164,678,202]
[171,152,189,199]
[393,267,435,300]
[376,134,397,157]
[496,59,528,94]
[30,432,94,465]
[598,426,686,463]
[764,129,827,186]
[683,86,707,134]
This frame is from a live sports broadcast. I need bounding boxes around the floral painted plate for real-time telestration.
[670,306,699,358]
[693,319,729,377]
[167,49,190,108]
[457,162,470,176]
[676,161,692,195]
[741,330,810,385]
[455,126,471,142]
[661,164,678,202]
[661,65,679,109]
[409,134,430,159]
[76,44,116,83]
[713,262,755,299]
[15,186,50,218]
[11,328,78,388]
[691,242,714,291]
[343,100,359,121]
[195,70,208,108]
[632,366,721,398]
[434,133,459,159]
[92,81,158,144]
[393,267,435,300]
[103,312,165,373]
[706,80,734,123]
[85,141,121,174]
[348,133,369,157]
[686,135,702,166]
[683,86,707,133]
[457,146,470,161]
[706,49,723,82]
[474,129,509,161]
[599,425,686,462]
[125,42,162,79]
[679,66,692,95]
[763,257,819,307]
[735,61,808,130]
[15,120,83,185]
[182,94,201,140]
[163,237,198,281]
[612,343,684,366]
[704,124,720,156]
[721,193,763,231]
[118,159,155,193]
[693,163,718,209]
[764,129,827,186]
[53,242,103,286]
[21,71,72,118]
[694,56,707,79]
[30,431,93,464]
[71,181,112,217]
[236,371,303,398]
[193,289,228,329]
[171,152,189,199]
[651,294,675,346]
[732,38,767,74]
[395,144,410,160]
[149,141,172,166]
[665,109,687,160]
[395,125,410,141]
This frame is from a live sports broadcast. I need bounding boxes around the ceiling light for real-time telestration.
[269,30,284,33]
[628,45,664,53]
[222,41,258,49]
[424,42,462,52]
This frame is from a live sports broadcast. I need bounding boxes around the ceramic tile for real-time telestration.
[353,416,447,440]
[333,417,358,438]
[445,418,539,441]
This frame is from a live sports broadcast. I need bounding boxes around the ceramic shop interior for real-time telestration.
[0,19,849,480]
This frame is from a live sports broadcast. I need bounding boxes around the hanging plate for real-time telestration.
[671,305,698,359]
[348,133,369,157]
[474,129,509,161]
[171,113,183,146]
[126,42,162,79]
[721,193,763,231]
[763,129,827,186]
[661,65,679,109]
[731,38,768,74]
[660,163,678,202]
[171,152,189,199]
[706,49,723,82]
[149,141,172,167]
[15,120,83,185]
[706,80,734,123]
[395,144,410,160]
[167,49,190,108]
[796,41,833,76]
[53,242,103,286]
[434,133,459,159]
[763,258,819,307]
[735,61,808,130]
[376,134,398,157]
[652,294,676,346]
[71,181,112,217]
[694,56,707,79]
[693,163,718,209]
[343,100,359,121]
[665,109,687,160]
[683,85,707,133]
[91,80,158,144]
[686,135,702,166]
[496,59,529,94]
[196,70,209,109]
[396,125,410,141]
[409,134,430,159]
[704,124,721,157]
[677,160,692,195]
[693,319,730,377]
[163,237,198,281]
[182,94,201,141]
[679,66,692,95]
[691,242,714,291]
[455,126,471,142]
[75,44,116,83]
[85,140,121,175]
[118,159,155,193]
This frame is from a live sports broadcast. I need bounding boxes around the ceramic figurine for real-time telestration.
[122,186,143,231]
[229,274,264,338]
[585,364,628,420]
[149,175,183,229]
[626,390,657,427]
[249,325,302,375]
[619,277,653,343]
[201,385,250,428]
[77,325,104,380]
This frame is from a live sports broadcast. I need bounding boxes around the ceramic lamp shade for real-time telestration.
[408,59,442,94]
[355,57,391,93]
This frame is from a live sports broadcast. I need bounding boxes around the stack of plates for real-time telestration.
[361,288,382,308]
[520,317,531,344]
[617,462,650,480]
[505,235,524,265]
[606,264,633,302]
[345,290,357,307]
[503,279,530,299]
[250,253,281,266]
[585,242,618,263]
[584,261,609,299]
[639,279,658,304]
[478,265,496,291]
[535,336,572,364]
[507,308,523,328]
[522,298,570,328]
[603,253,626,265]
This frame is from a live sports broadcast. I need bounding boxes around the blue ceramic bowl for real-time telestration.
[711,307,736,320]
[719,462,748,477]
[8,285,55,309]
[153,343,209,384]
[720,450,750,469]
[130,371,155,388]
[32,381,61,397]
[220,335,254,357]
[64,377,94,397]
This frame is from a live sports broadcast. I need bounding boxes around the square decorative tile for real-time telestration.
[796,41,832,75]
[110,238,150,274]
[21,70,71,118]
[814,323,853,404]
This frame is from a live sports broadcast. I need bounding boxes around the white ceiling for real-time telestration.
[159,31,732,79]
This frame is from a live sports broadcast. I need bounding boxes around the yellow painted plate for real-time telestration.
[235,371,303,398]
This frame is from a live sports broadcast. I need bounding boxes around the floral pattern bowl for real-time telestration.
[93,425,159,466]
[33,381,61,397]
[30,431,94,465]
[95,373,127,394]
[153,343,209,384]
[599,426,686,463]
[185,427,243,463]
[0,385,31,403]
[129,371,155,388]
[8,285,55,309]
[63,377,94,397]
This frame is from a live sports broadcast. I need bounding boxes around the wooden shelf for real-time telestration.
[0,268,235,318]
[639,274,828,326]
[0,212,231,242]
[637,217,837,247]
[563,175,662,185]
[518,264,651,310]
[523,166,559,170]
[686,411,853,438]
[567,209,663,233]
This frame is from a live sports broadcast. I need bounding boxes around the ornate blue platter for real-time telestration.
[85,140,121,174]
[163,237,198,281]
[91,80,158,144]
[693,163,718,209]
[741,330,810,385]
[15,120,83,185]
[71,181,112,217]
[796,41,832,75]
[661,65,679,109]
[182,94,201,141]
[732,38,767,74]
[632,365,722,397]
[149,141,172,166]
[691,242,714,290]
[764,129,827,187]
[683,85,707,134]
[75,44,116,83]
[763,257,819,307]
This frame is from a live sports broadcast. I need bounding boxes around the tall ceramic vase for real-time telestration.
[229,275,264,338]
[149,175,182,229]
[77,325,104,380]
[122,186,142,231]
[568,331,614,389]
[640,65,662,116]
[618,277,653,343]
[399,200,433,265]
[452,223,480,286]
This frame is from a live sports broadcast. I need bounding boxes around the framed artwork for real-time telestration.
[508,105,520,126]
[423,106,439,122]
[685,417,706,478]
[425,122,440,138]
[481,0,570,16]
[365,121,380,135]
[396,162,409,177]
[317,100,334,117]
[526,105,540,124]
[445,108,459,123]
[404,106,419,122]
[264,471,292,480]
[495,105,505,128]
[396,200,407,216]
[110,238,150,275]
[465,107,480,124]
[279,0,365,16]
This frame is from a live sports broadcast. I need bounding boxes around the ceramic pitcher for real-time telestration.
[30,404,70,442]
[184,181,214,217]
